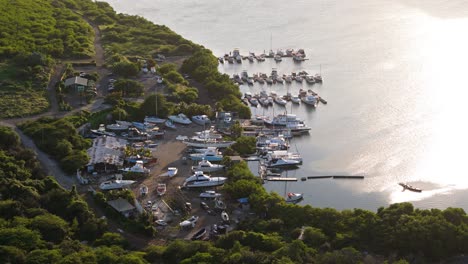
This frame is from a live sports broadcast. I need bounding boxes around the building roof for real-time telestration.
[87,136,127,166]
[107,198,135,212]
[64,76,89,87]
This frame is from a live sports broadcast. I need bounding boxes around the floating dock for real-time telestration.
[266,177,298,182]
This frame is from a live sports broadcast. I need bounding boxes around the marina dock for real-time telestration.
[265,177,298,182]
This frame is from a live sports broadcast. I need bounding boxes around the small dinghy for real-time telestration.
[221,211,230,223]
[191,227,207,240]
[156,183,167,196]
[285,192,303,204]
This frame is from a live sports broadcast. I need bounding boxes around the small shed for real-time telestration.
[107,198,135,217]
[64,76,89,92]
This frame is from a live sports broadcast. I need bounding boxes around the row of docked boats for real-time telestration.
[219,48,307,64]
[244,89,321,108]
[232,69,322,86]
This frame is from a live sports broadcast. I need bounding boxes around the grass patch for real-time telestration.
[0,88,49,118]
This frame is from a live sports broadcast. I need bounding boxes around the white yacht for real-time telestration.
[169,113,192,125]
[183,171,227,188]
[191,159,225,173]
[183,139,235,148]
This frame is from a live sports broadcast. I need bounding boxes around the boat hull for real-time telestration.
[184,141,235,148]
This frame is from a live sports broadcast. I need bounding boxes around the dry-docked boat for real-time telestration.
[157,183,167,196]
[183,138,235,148]
[144,116,166,124]
[192,159,225,173]
[189,148,223,161]
[169,113,192,125]
[192,115,211,126]
[183,171,227,188]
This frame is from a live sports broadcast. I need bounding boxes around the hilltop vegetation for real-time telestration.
[0,0,95,118]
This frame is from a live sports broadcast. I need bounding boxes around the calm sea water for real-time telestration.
[105,0,468,211]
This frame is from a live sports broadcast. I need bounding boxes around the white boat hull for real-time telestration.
[184,140,235,148]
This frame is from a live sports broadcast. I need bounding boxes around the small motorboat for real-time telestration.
[274,54,282,62]
[200,201,210,210]
[144,116,166,124]
[267,158,301,168]
[160,167,178,177]
[191,159,225,173]
[221,211,230,223]
[398,182,422,193]
[291,96,301,104]
[106,123,128,131]
[165,119,177,130]
[180,215,199,228]
[191,227,207,240]
[199,190,222,199]
[285,193,304,204]
[301,95,318,107]
[156,183,167,196]
[274,97,287,106]
[218,57,224,63]
[189,148,223,161]
[249,98,259,107]
[154,219,168,226]
[168,113,192,125]
[192,115,211,126]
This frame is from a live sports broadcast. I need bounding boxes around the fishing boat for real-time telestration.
[144,116,166,124]
[165,119,176,130]
[157,183,167,196]
[189,148,223,161]
[192,115,211,126]
[169,113,192,125]
[183,171,227,188]
[159,167,178,177]
[285,193,303,203]
[121,160,150,174]
[199,190,222,199]
[191,227,207,240]
[398,182,422,193]
[192,159,225,173]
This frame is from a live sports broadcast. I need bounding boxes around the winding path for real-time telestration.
[0,16,110,190]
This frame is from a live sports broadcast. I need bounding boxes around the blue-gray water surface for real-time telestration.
[104,0,468,211]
